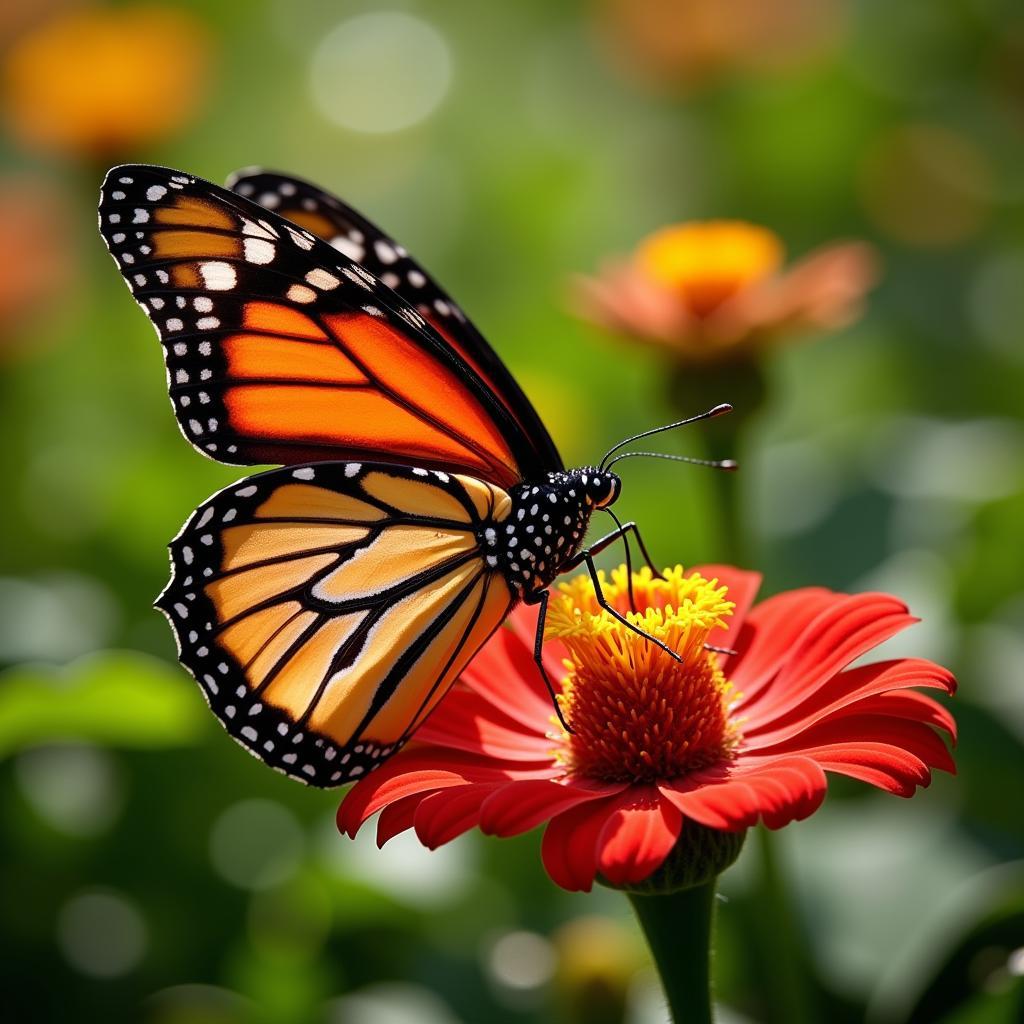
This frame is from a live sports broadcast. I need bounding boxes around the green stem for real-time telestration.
[628,880,717,1024]
[751,827,815,1024]
[672,364,813,1022]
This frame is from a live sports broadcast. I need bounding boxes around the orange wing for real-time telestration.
[156,461,515,785]
[226,167,563,472]
[98,165,561,488]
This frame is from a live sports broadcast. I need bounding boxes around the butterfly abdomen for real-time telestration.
[495,468,621,595]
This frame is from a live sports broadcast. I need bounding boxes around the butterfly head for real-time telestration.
[576,467,621,509]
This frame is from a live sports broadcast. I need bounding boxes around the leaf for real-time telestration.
[0,650,208,756]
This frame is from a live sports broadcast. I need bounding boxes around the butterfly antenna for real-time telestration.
[603,507,637,610]
[605,451,738,472]
[599,403,732,470]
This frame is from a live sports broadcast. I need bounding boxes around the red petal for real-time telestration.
[541,794,619,892]
[596,788,683,887]
[748,714,956,776]
[460,617,560,730]
[661,756,827,830]
[845,690,957,742]
[727,587,841,699]
[336,746,554,838]
[375,794,422,846]
[413,783,504,847]
[744,658,955,745]
[794,742,933,795]
[479,777,627,837]
[416,686,557,761]
[507,602,571,683]
[741,593,917,722]
[692,564,762,650]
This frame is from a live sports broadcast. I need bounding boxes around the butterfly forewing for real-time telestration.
[98,165,556,487]
[226,167,563,475]
[157,461,515,785]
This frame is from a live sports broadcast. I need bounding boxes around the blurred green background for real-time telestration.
[1,1,1022,1022]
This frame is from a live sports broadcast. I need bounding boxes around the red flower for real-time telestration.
[337,566,955,892]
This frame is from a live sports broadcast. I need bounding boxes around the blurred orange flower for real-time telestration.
[1,5,210,161]
[593,0,843,93]
[571,220,878,364]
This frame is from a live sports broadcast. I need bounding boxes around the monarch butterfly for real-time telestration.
[98,165,732,786]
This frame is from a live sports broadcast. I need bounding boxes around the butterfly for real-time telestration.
[98,164,731,786]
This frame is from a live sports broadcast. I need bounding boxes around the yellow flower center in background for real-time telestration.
[545,566,739,783]
[2,7,210,160]
[635,221,784,317]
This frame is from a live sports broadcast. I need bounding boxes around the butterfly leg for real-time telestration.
[523,588,574,733]
[578,522,731,655]
[570,550,683,664]
[579,520,656,569]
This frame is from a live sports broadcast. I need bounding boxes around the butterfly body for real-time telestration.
[500,468,620,597]
[99,163,632,787]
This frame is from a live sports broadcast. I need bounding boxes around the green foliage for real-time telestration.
[0,651,207,756]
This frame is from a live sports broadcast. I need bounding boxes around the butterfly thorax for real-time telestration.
[486,467,621,596]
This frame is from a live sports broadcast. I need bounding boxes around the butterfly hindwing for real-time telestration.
[98,165,560,487]
[226,166,563,475]
[156,461,515,785]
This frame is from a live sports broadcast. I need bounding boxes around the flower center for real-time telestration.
[545,566,740,783]
[634,221,784,317]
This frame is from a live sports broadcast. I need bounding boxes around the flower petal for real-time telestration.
[375,794,423,846]
[739,592,917,721]
[336,746,555,838]
[416,686,557,762]
[568,262,696,346]
[479,778,627,837]
[790,742,933,796]
[692,564,762,649]
[661,756,827,831]
[844,690,957,742]
[748,714,956,777]
[541,794,620,892]
[460,612,561,730]
[743,658,955,745]
[413,783,505,848]
[727,587,840,698]
[596,788,684,887]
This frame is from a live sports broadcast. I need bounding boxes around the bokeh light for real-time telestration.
[0,573,119,664]
[968,249,1024,363]
[320,813,474,909]
[324,983,462,1024]
[208,799,304,891]
[309,12,452,135]
[486,929,556,996]
[57,889,148,978]
[14,743,122,837]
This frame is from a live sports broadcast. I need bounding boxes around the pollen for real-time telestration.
[546,566,740,783]
[635,221,784,318]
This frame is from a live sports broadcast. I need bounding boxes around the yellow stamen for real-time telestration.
[635,221,784,317]
[546,566,740,783]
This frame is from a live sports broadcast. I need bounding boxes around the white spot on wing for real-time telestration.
[199,261,237,290]
[243,237,275,264]
[287,284,317,304]
[306,268,340,290]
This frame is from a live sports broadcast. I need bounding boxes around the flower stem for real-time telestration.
[628,881,717,1024]
[750,826,816,1024]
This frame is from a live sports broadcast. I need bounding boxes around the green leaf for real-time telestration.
[0,650,208,756]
